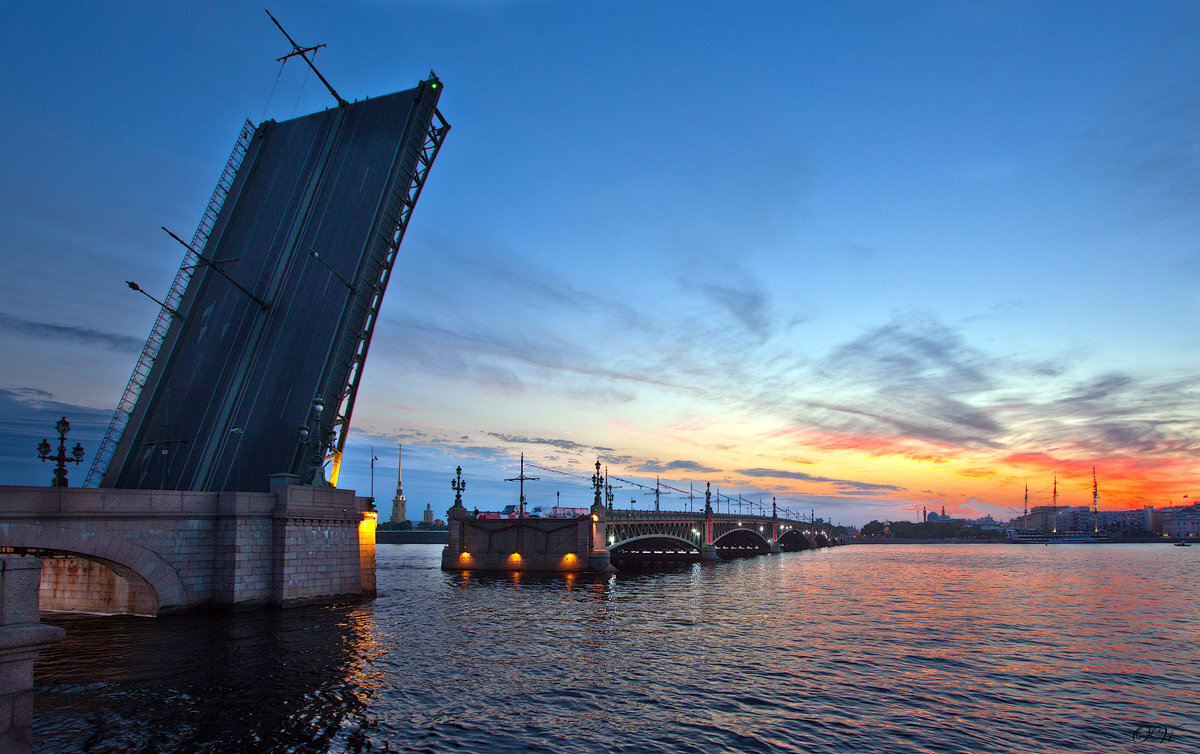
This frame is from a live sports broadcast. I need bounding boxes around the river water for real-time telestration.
[33,543,1199,752]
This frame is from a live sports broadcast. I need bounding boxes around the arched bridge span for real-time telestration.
[603,511,838,566]
[0,484,376,615]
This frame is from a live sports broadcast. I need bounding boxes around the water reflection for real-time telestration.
[34,543,1200,753]
[37,603,381,752]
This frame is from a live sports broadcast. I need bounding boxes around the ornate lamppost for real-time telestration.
[591,460,603,513]
[451,466,466,506]
[297,395,335,486]
[38,416,86,487]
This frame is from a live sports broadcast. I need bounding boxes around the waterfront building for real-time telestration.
[1056,506,1097,531]
[1095,506,1159,534]
[1012,504,1162,534]
[423,503,434,526]
[1159,504,1200,538]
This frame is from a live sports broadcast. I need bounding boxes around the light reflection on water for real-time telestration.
[35,544,1200,752]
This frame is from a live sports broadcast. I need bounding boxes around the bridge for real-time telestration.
[0,481,376,616]
[0,75,448,617]
[604,509,837,566]
[442,464,840,572]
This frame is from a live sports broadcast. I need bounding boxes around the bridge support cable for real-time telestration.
[84,121,255,487]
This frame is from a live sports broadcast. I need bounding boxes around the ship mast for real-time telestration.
[1052,474,1058,533]
[1092,467,1099,532]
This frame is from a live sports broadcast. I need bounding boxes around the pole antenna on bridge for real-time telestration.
[266,9,348,108]
[504,453,539,517]
[164,227,270,311]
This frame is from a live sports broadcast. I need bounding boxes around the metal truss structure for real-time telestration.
[327,99,450,485]
[605,512,833,555]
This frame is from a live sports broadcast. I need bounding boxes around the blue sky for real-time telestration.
[3,1,1200,525]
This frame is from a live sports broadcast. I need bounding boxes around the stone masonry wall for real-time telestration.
[39,557,156,615]
[445,516,595,572]
[272,485,371,607]
[0,486,376,614]
[0,557,64,753]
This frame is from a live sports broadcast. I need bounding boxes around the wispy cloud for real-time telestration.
[737,467,905,493]
[0,313,141,353]
[636,459,719,474]
[487,432,613,454]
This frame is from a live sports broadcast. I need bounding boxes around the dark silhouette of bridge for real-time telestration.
[443,466,840,572]
[605,509,838,565]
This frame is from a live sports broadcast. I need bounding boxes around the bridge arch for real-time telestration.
[0,523,187,615]
[712,526,772,556]
[608,533,699,551]
[607,533,701,567]
[776,528,815,551]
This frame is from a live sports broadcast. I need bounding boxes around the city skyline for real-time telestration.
[3,2,1200,525]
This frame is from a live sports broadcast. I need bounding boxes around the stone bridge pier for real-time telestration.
[0,558,64,753]
[0,480,377,616]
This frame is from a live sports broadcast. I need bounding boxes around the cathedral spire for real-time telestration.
[389,444,408,523]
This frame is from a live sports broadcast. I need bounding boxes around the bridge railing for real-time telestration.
[605,509,826,528]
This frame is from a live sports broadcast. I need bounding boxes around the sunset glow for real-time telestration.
[2,3,1199,525]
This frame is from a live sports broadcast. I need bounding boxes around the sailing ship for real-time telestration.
[1007,470,1114,544]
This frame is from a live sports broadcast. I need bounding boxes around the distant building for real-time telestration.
[1012,505,1089,532]
[388,445,407,524]
[1095,506,1159,534]
[423,503,433,526]
[1159,504,1200,538]
[926,511,966,523]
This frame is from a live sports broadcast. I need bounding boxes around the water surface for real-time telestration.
[35,543,1199,752]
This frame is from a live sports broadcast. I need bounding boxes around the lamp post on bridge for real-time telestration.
[452,466,466,506]
[297,395,335,486]
[369,446,379,499]
[37,416,86,487]
[701,482,716,562]
[591,460,604,513]
[771,496,778,547]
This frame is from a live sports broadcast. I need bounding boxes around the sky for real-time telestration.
[3,1,1200,526]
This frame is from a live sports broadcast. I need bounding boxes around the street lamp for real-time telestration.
[370,446,379,499]
[38,416,86,487]
[126,280,181,319]
[452,466,466,506]
[297,395,334,486]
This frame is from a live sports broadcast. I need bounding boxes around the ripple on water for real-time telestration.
[32,543,1200,752]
